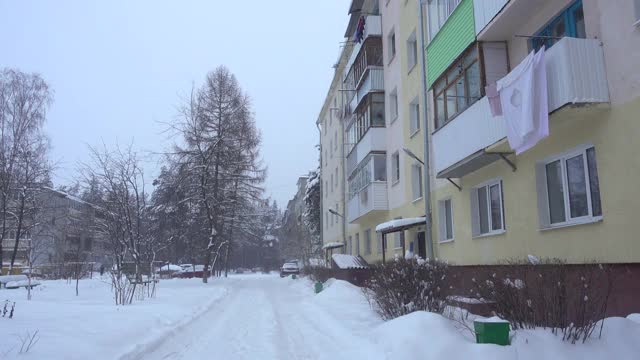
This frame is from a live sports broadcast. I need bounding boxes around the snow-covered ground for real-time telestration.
[1,273,639,359]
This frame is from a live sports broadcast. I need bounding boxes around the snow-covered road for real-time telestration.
[135,274,382,360]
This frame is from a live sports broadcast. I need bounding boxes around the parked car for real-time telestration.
[280,262,300,278]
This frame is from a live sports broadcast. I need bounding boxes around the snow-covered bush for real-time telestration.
[363,257,449,320]
[471,258,612,343]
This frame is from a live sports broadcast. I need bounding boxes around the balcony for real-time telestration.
[349,67,384,111]
[347,182,388,223]
[433,37,610,178]
[346,127,386,176]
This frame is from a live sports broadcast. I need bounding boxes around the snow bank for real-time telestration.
[0,277,229,360]
[305,278,640,360]
[368,310,640,360]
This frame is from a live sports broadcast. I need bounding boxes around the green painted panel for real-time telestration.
[426,0,476,87]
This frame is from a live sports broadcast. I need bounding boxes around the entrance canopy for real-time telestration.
[375,217,427,235]
[322,242,345,250]
[375,217,427,263]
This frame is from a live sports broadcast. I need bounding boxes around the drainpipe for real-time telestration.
[316,122,325,264]
[338,108,347,257]
[418,0,435,260]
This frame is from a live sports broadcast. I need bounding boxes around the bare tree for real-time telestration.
[0,69,52,273]
[80,143,150,304]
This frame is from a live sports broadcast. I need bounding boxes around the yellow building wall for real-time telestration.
[433,98,640,265]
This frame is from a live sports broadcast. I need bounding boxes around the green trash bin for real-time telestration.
[314,281,323,294]
[474,318,510,346]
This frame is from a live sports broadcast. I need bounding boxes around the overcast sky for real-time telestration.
[0,0,349,208]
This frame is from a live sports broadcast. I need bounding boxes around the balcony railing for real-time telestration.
[346,127,386,176]
[347,182,388,223]
[433,37,610,177]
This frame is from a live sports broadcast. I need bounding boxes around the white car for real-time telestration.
[280,262,300,278]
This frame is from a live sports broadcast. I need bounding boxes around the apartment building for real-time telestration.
[424,0,640,266]
[318,20,356,256]
[334,0,430,264]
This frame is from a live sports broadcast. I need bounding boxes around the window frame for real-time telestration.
[426,0,463,43]
[388,29,396,62]
[409,98,420,136]
[355,233,360,256]
[411,163,423,201]
[538,144,602,229]
[438,198,454,243]
[389,88,398,123]
[432,43,483,131]
[406,31,418,73]
[472,178,505,237]
[391,151,401,185]
[530,0,585,52]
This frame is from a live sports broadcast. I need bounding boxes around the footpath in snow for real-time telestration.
[2,273,640,359]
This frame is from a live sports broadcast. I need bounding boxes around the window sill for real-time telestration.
[392,180,400,187]
[407,63,417,75]
[410,128,421,139]
[634,19,640,28]
[473,229,506,239]
[539,216,603,232]
[388,54,396,66]
[439,239,454,244]
[390,115,398,124]
[412,196,423,203]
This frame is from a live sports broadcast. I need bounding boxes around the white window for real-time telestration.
[388,29,396,60]
[411,163,423,200]
[391,152,400,184]
[471,179,505,236]
[355,233,360,256]
[406,31,418,72]
[376,232,383,254]
[364,229,372,255]
[536,145,602,229]
[347,236,352,255]
[427,0,463,42]
[438,198,454,242]
[389,89,398,122]
[409,98,420,135]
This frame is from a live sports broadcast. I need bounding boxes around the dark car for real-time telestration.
[280,262,300,278]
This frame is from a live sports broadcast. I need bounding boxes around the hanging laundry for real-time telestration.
[485,83,502,116]
[496,47,549,155]
[353,16,366,43]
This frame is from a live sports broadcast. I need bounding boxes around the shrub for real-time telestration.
[302,265,334,283]
[471,258,612,343]
[363,257,449,320]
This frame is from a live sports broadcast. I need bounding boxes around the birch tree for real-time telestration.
[0,68,52,273]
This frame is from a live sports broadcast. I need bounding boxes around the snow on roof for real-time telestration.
[322,242,345,250]
[332,254,369,269]
[375,217,427,233]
